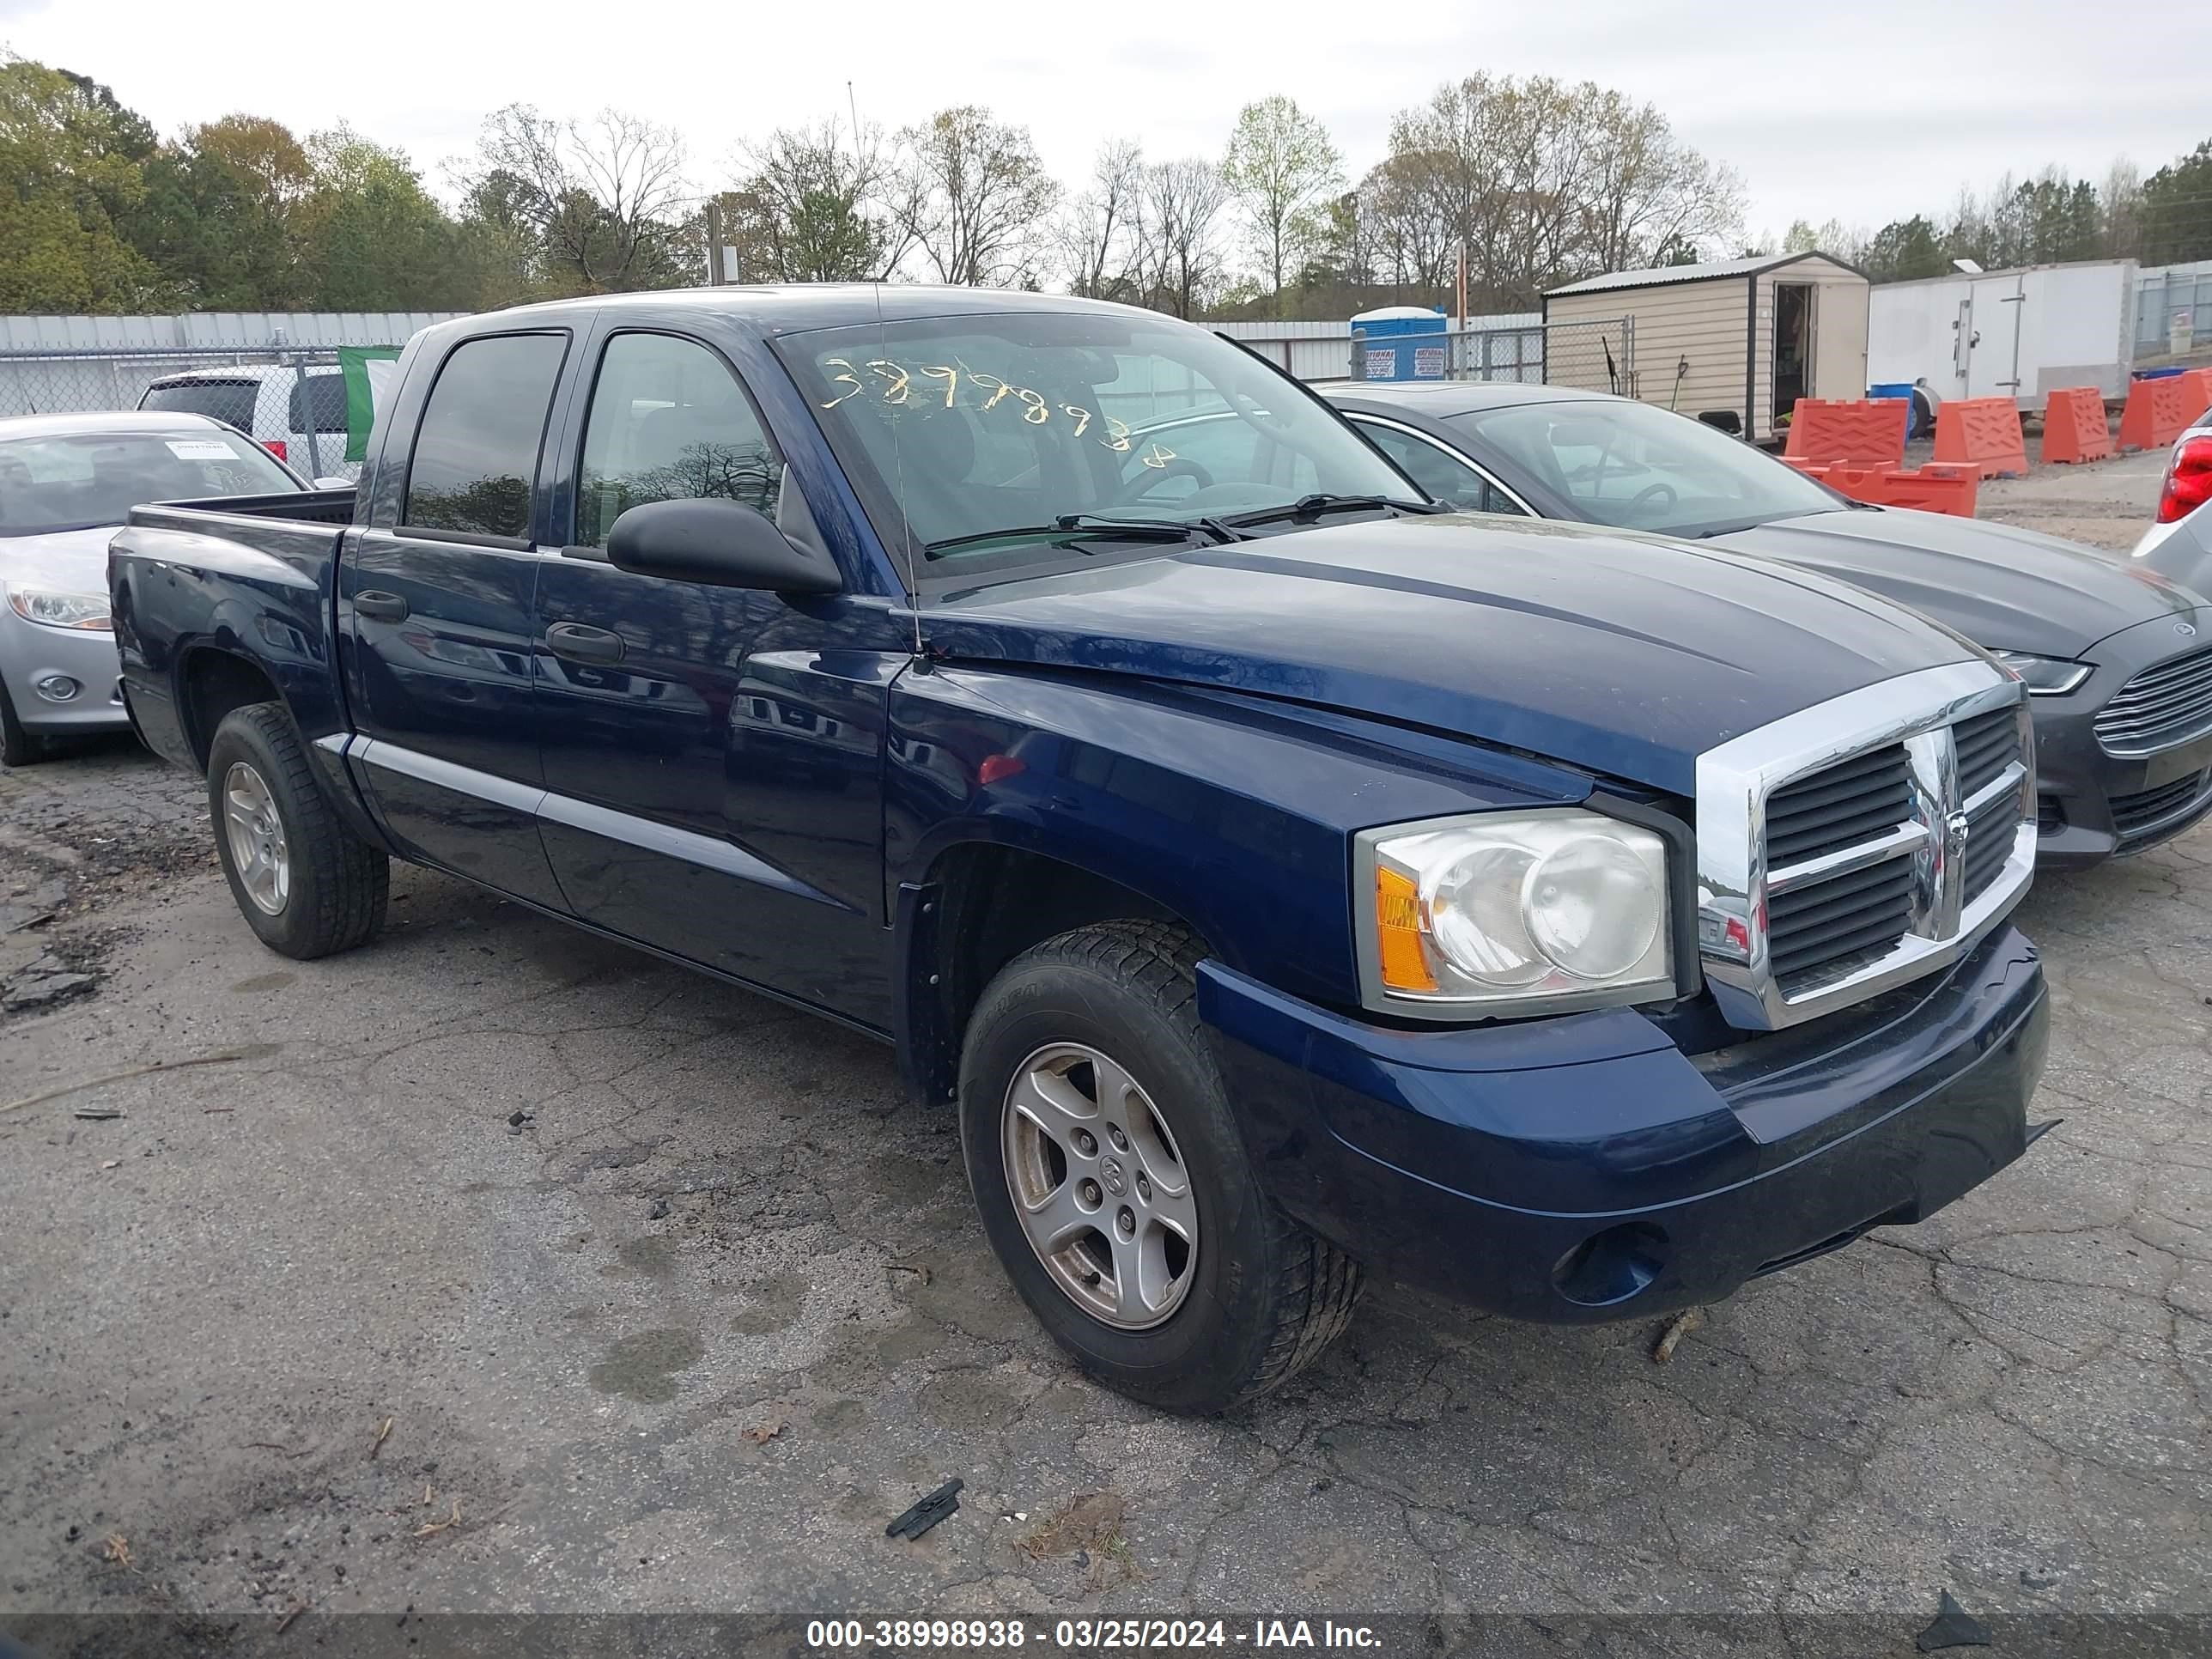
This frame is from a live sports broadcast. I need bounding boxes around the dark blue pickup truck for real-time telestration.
[111,289,2050,1413]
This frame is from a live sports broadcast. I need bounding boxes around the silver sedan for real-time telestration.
[0,410,305,765]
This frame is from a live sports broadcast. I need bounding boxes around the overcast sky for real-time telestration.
[8,0,2204,250]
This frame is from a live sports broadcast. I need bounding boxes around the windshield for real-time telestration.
[1450,398,1840,537]
[0,429,299,537]
[776,311,1410,574]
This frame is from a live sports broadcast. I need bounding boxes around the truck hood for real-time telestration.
[0,526,112,596]
[922,515,1981,798]
[1708,507,2202,659]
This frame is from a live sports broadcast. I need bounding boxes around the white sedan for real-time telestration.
[0,410,307,765]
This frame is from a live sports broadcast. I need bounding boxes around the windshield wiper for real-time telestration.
[1219,493,1445,530]
[923,515,1234,559]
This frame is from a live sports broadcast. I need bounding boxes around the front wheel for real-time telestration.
[959,921,1363,1413]
[0,678,48,768]
[206,702,388,959]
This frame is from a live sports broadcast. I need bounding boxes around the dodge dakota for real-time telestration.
[111,289,2050,1413]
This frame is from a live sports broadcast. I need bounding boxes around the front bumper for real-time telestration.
[0,610,131,737]
[1200,923,2047,1322]
[2032,609,2212,866]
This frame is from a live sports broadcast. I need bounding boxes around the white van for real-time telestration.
[137,364,358,481]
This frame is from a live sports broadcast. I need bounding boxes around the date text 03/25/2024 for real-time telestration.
[805,1620,1382,1650]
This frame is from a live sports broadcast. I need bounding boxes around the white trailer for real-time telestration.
[1866,260,2138,408]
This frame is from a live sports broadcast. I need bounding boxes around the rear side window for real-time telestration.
[402,333,567,541]
[287,374,349,434]
[141,380,257,433]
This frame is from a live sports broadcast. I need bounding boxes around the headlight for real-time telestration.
[5,586,112,632]
[1356,811,1674,1018]
[1989,650,2088,696]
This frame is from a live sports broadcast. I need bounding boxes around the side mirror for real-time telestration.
[605,497,842,595]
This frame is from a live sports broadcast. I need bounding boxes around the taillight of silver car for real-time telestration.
[2156,433,2212,525]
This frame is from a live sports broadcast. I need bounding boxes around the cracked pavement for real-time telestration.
[1,454,2207,1656]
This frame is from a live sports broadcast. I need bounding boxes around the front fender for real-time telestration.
[884,665,1595,1013]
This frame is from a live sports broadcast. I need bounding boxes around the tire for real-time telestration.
[206,702,387,959]
[959,920,1363,1413]
[0,678,48,768]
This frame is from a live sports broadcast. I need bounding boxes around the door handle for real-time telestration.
[544,622,625,665]
[354,590,409,623]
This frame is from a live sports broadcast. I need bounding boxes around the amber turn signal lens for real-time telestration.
[1374,865,1437,992]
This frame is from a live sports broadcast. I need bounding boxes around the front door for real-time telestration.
[532,325,902,1023]
[343,329,572,910]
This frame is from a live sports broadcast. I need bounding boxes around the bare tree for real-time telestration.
[1221,95,1342,313]
[2100,158,2144,258]
[1056,139,1146,301]
[1134,159,1233,319]
[725,119,902,282]
[458,105,691,292]
[892,106,1060,286]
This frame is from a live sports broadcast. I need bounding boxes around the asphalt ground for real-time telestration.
[1,450,2205,1659]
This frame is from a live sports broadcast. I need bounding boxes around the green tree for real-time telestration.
[723,122,897,282]
[1221,95,1341,315]
[2142,140,2212,264]
[295,128,474,309]
[129,115,311,308]
[0,56,166,311]
[1861,216,1946,282]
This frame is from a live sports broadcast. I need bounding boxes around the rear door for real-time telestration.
[342,329,573,909]
[530,322,902,1020]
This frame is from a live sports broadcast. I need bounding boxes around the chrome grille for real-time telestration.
[2094,646,2212,757]
[1954,707,2021,799]
[1765,745,1911,866]
[1697,665,2035,1031]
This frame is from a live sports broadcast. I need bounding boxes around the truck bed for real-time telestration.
[137,486,358,526]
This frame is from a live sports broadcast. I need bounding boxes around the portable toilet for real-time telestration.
[1351,306,1450,382]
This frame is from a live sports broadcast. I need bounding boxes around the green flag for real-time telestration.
[337,346,403,463]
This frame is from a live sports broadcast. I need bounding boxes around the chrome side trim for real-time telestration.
[1696,661,2033,1032]
[345,736,849,911]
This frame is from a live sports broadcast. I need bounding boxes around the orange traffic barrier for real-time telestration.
[2119,375,2201,450]
[1932,397,2029,477]
[2039,386,2112,465]
[1880,461,1980,517]
[2184,368,2212,423]
[1786,460,1978,519]
[1784,398,1909,467]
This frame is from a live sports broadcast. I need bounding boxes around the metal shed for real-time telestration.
[1544,252,1871,444]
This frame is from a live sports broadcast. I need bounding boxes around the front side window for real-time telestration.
[0,428,297,537]
[287,373,349,435]
[1354,420,1522,514]
[403,333,568,541]
[776,312,1407,574]
[574,333,783,549]
[1450,398,1837,537]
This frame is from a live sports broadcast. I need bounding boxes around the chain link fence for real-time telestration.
[0,344,356,476]
[1346,317,1637,393]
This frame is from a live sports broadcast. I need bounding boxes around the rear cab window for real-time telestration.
[140,380,258,434]
[400,333,569,544]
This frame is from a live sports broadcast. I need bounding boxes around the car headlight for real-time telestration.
[1356,811,1674,1018]
[5,586,112,632]
[1989,650,2088,696]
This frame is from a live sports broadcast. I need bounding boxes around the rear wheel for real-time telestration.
[206,702,387,959]
[959,920,1363,1413]
[0,679,48,768]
